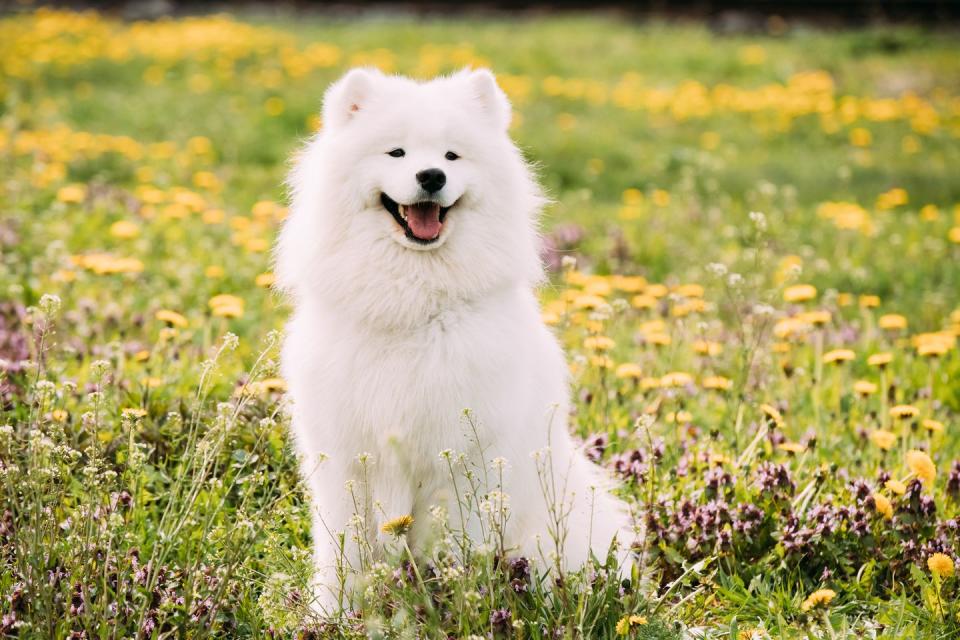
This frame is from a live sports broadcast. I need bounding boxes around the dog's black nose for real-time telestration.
[416,168,446,193]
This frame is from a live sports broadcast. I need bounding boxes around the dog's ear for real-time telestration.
[322,67,380,129]
[465,68,511,131]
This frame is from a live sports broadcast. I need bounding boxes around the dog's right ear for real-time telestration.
[322,68,379,130]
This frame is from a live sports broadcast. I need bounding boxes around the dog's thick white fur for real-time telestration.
[276,67,634,613]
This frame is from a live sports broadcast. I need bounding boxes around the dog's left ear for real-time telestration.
[465,68,511,132]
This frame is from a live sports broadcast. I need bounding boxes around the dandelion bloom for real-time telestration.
[778,442,805,454]
[615,615,648,636]
[867,352,893,367]
[859,295,881,308]
[878,314,907,331]
[631,294,657,309]
[572,294,606,311]
[885,479,906,495]
[702,376,733,391]
[823,349,855,364]
[760,403,785,428]
[381,514,414,537]
[155,309,188,328]
[255,272,276,288]
[784,284,817,303]
[109,220,140,239]
[853,380,877,395]
[870,430,896,451]
[57,184,87,203]
[693,340,723,356]
[906,450,936,485]
[801,588,836,612]
[928,553,955,578]
[615,363,642,379]
[584,336,615,351]
[800,310,831,326]
[890,404,919,420]
[872,493,893,519]
[661,372,693,388]
[922,419,945,434]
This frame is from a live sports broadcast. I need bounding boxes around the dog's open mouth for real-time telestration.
[380,193,454,244]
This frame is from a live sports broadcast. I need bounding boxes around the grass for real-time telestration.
[1,6,960,639]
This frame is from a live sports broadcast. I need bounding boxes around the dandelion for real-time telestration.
[255,272,275,288]
[777,442,805,455]
[853,380,877,395]
[922,419,944,434]
[783,284,817,303]
[381,514,414,537]
[906,450,936,485]
[155,309,188,328]
[661,372,693,387]
[615,615,648,636]
[929,554,955,579]
[57,184,87,203]
[878,314,907,331]
[109,220,140,239]
[872,492,893,519]
[868,352,893,367]
[760,403,785,428]
[702,376,733,391]
[870,430,896,451]
[583,336,615,351]
[885,479,906,495]
[823,349,855,364]
[801,588,836,612]
[890,405,919,420]
[614,363,642,379]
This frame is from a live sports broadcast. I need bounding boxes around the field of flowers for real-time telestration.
[2,7,960,639]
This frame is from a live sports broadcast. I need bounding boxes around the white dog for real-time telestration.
[276,67,635,613]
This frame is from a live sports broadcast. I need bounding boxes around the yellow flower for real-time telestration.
[885,479,907,495]
[381,514,414,537]
[823,349,855,364]
[155,309,188,328]
[906,450,936,485]
[660,372,693,388]
[922,419,945,434]
[693,340,723,356]
[928,553,955,578]
[801,588,836,612]
[51,409,68,423]
[878,314,907,331]
[777,442,805,454]
[859,295,881,308]
[949,227,960,244]
[615,363,643,380]
[702,376,733,391]
[631,294,657,310]
[584,336,615,351]
[615,615,648,636]
[872,493,893,519]
[890,404,919,420]
[853,380,877,395]
[109,220,140,239]
[760,403,784,428]
[867,352,893,367]
[255,272,276,288]
[783,284,817,303]
[572,294,607,310]
[57,184,87,203]
[799,310,831,326]
[870,430,896,451]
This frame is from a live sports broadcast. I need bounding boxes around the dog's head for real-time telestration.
[278,68,546,327]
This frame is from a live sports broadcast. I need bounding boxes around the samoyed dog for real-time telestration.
[276,67,635,613]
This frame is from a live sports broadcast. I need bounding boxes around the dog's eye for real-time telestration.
[387,148,405,158]
[445,151,460,161]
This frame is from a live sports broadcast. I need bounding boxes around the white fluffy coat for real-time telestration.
[276,68,634,613]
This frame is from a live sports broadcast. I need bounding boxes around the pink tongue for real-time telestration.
[405,202,442,240]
